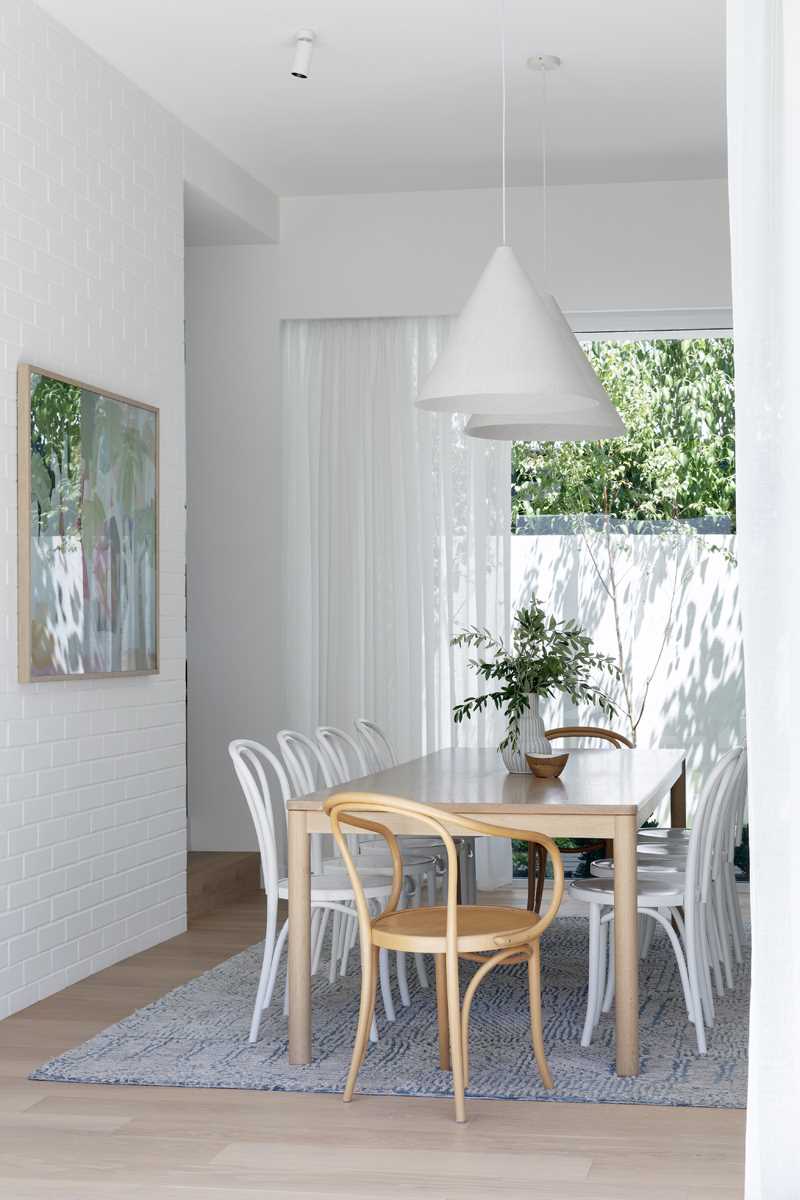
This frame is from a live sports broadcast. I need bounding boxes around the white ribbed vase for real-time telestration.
[499,695,551,773]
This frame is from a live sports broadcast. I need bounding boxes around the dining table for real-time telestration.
[286,744,687,1077]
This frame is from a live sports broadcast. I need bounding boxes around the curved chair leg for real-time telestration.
[723,868,743,964]
[646,907,705,1053]
[689,911,714,1029]
[263,918,289,1015]
[249,916,279,1043]
[581,903,602,1048]
[594,912,609,1030]
[312,907,330,977]
[705,900,724,996]
[309,908,323,977]
[394,891,411,1008]
[713,883,734,989]
[527,843,547,913]
[705,907,724,1012]
[444,948,466,1123]
[727,864,745,958]
[328,910,341,982]
[343,945,378,1103]
[602,915,615,1014]
[411,875,430,990]
[338,904,358,977]
[434,953,450,1070]
[528,942,553,1088]
[379,948,396,1023]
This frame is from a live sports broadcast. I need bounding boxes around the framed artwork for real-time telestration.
[17,364,159,682]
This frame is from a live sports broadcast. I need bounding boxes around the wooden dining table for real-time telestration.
[287,745,687,1077]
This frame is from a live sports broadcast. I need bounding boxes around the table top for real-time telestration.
[288,746,686,820]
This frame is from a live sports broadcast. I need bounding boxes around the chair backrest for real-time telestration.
[277,729,336,795]
[228,739,291,899]
[683,748,746,913]
[354,718,397,771]
[545,725,634,750]
[277,729,338,873]
[701,748,748,894]
[324,791,565,958]
[316,725,369,784]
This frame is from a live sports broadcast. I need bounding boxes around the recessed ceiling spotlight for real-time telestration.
[291,30,315,79]
[527,53,562,71]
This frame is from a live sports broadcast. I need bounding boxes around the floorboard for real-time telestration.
[0,891,746,1199]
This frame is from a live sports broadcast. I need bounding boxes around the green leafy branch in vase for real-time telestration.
[451,600,621,750]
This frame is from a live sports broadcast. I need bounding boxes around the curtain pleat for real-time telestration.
[282,316,511,762]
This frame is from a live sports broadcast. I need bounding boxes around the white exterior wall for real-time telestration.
[0,0,186,1019]
[511,533,744,818]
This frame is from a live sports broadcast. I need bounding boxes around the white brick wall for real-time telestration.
[0,0,186,1019]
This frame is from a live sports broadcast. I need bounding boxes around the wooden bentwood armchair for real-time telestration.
[526,726,634,913]
[324,792,564,1123]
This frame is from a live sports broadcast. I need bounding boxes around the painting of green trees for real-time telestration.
[22,368,158,679]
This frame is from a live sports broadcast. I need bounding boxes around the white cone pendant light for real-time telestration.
[416,246,605,416]
[465,294,626,440]
[416,5,625,442]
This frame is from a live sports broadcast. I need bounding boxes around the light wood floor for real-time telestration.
[0,891,745,1199]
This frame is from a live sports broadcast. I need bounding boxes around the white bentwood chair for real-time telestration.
[228,739,393,1044]
[571,747,747,1054]
[316,725,441,1003]
[354,716,478,906]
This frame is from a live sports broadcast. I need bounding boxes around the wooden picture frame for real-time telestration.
[17,364,159,682]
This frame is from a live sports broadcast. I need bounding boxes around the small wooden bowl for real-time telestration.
[526,751,570,779]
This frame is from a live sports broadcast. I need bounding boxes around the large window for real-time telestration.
[512,337,735,531]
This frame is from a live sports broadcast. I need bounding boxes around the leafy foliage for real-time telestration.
[451,600,621,749]
[511,338,735,529]
[30,375,82,539]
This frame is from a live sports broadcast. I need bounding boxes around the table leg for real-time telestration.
[613,814,639,1076]
[671,760,687,828]
[288,810,311,1065]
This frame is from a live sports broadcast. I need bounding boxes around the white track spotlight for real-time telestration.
[291,30,315,79]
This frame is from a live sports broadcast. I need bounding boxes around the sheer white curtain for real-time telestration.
[728,2,800,1194]
[282,316,510,764]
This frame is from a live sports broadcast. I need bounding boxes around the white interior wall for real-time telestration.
[278,180,731,322]
[185,246,283,852]
[0,0,186,1019]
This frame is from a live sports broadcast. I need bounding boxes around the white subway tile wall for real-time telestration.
[0,0,186,1019]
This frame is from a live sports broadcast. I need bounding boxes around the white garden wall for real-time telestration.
[0,0,186,1019]
[511,532,744,818]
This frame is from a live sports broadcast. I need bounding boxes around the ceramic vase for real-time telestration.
[499,694,551,773]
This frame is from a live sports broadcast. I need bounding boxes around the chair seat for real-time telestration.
[570,876,685,907]
[355,848,438,869]
[636,841,688,857]
[591,856,687,879]
[277,871,392,902]
[371,904,540,954]
[639,827,690,841]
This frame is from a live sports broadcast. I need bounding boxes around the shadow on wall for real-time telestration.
[512,531,744,819]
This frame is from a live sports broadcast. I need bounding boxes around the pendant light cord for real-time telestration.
[499,0,508,245]
[541,64,548,288]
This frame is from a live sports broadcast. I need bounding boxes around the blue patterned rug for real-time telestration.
[30,915,748,1108]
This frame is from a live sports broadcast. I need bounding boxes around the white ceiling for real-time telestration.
[36,0,727,197]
